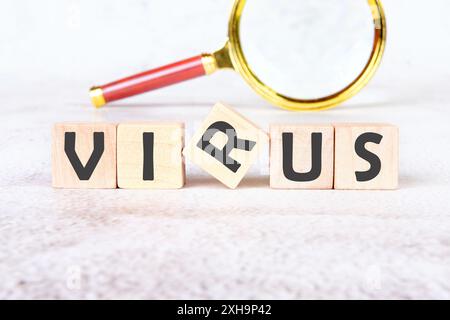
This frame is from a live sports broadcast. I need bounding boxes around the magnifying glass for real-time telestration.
[90,0,386,111]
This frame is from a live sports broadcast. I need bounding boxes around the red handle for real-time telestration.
[90,55,207,107]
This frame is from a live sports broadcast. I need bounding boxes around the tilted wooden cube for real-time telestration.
[52,123,117,188]
[270,124,334,189]
[334,123,399,190]
[117,123,185,189]
[183,103,269,189]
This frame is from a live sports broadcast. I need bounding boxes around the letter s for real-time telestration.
[354,132,383,182]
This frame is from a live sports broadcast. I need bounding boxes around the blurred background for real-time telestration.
[1,0,449,108]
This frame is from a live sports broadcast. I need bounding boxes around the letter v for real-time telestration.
[64,132,105,180]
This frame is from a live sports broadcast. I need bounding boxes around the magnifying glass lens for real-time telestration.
[240,0,375,100]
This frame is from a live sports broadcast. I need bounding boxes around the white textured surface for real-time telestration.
[1,0,450,299]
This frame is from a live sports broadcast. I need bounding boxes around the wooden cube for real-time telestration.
[183,103,269,189]
[117,123,185,189]
[52,123,117,188]
[270,124,334,189]
[334,123,399,190]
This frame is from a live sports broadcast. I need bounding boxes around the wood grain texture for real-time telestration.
[270,124,334,189]
[117,123,185,189]
[183,103,269,189]
[52,123,117,189]
[334,123,399,190]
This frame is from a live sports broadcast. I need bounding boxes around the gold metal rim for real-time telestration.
[89,86,106,108]
[222,0,387,111]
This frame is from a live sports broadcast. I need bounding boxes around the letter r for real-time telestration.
[197,121,256,173]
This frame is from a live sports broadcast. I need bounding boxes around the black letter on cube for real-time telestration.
[354,132,383,182]
[197,121,256,173]
[282,132,322,182]
[143,132,155,181]
[64,132,104,180]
